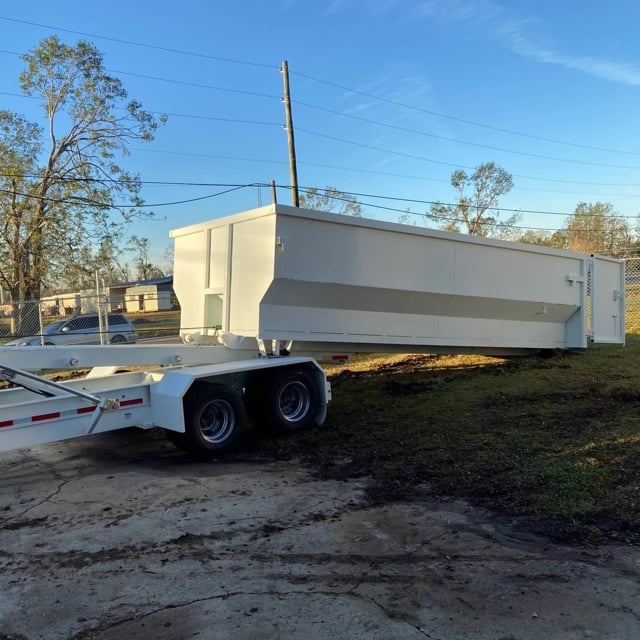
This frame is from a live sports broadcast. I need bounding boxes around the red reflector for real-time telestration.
[332,355,349,361]
[77,406,95,414]
[120,398,143,407]
[32,412,61,422]
[0,420,14,428]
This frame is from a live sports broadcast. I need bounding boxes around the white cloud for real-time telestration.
[332,0,640,87]
[498,19,640,86]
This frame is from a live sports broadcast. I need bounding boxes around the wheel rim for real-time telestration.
[278,381,311,423]
[197,399,236,444]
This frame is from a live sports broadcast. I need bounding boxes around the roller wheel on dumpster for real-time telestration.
[167,384,246,457]
[246,369,319,433]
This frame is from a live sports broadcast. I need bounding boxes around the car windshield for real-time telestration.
[43,321,67,335]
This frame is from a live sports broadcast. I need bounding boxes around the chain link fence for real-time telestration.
[0,290,180,344]
[626,258,640,334]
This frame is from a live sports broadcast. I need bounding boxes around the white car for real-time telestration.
[6,313,138,346]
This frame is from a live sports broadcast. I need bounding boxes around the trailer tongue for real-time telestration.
[0,205,625,456]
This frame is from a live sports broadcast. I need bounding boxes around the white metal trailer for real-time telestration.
[0,346,330,455]
[0,205,625,456]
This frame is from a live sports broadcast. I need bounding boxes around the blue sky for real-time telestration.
[2,0,640,263]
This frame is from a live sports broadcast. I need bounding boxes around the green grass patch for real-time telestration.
[237,339,640,545]
[129,310,180,338]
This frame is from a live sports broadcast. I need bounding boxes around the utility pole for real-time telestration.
[280,60,299,207]
[270,180,278,204]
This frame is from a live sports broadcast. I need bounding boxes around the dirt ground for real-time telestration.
[1,428,640,640]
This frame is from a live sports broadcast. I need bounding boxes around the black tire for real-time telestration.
[172,385,246,457]
[247,369,319,433]
[110,334,127,344]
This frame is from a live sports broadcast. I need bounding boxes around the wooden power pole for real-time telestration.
[280,60,299,207]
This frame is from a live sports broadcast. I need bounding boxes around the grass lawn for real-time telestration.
[128,310,180,338]
[236,336,640,546]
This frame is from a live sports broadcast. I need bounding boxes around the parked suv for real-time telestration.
[6,313,138,346]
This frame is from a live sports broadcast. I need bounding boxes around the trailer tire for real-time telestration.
[247,369,319,433]
[176,385,246,457]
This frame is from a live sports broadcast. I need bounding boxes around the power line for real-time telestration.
[295,100,640,170]
[291,70,640,157]
[153,111,280,126]
[294,184,640,220]
[293,185,562,231]
[0,172,275,190]
[128,148,640,197]
[0,16,278,69]
[1,85,635,185]
[0,172,578,216]
[0,90,281,128]
[294,186,640,251]
[131,147,288,165]
[5,156,640,208]
[4,46,640,190]
[0,90,30,99]
[109,68,280,100]
[1,172,635,234]
[298,160,640,198]
[0,49,280,100]
[297,127,640,187]
[0,183,252,208]
[2,14,637,162]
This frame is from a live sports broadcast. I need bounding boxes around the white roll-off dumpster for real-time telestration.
[170,204,625,356]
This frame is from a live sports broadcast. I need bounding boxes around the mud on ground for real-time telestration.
[1,428,640,640]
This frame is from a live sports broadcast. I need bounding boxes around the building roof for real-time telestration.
[110,275,173,289]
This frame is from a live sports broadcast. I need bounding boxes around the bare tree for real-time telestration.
[427,162,516,236]
[127,235,165,280]
[300,186,363,216]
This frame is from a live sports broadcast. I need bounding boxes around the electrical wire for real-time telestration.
[293,186,639,241]
[298,160,640,198]
[3,13,638,163]
[4,45,640,191]
[0,16,278,69]
[4,84,640,189]
[131,147,287,165]
[292,184,639,220]
[291,70,640,157]
[109,68,280,100]
[296,127,640,187]
[0,49,279,100]
[126,148,640,196]
[293,186,555,231]
[152,111,280,126]
[0,183,252,208]
[295,101,640,170]
[4,172,640,220]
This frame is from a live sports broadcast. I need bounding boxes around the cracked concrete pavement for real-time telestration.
[1,428,640,639]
